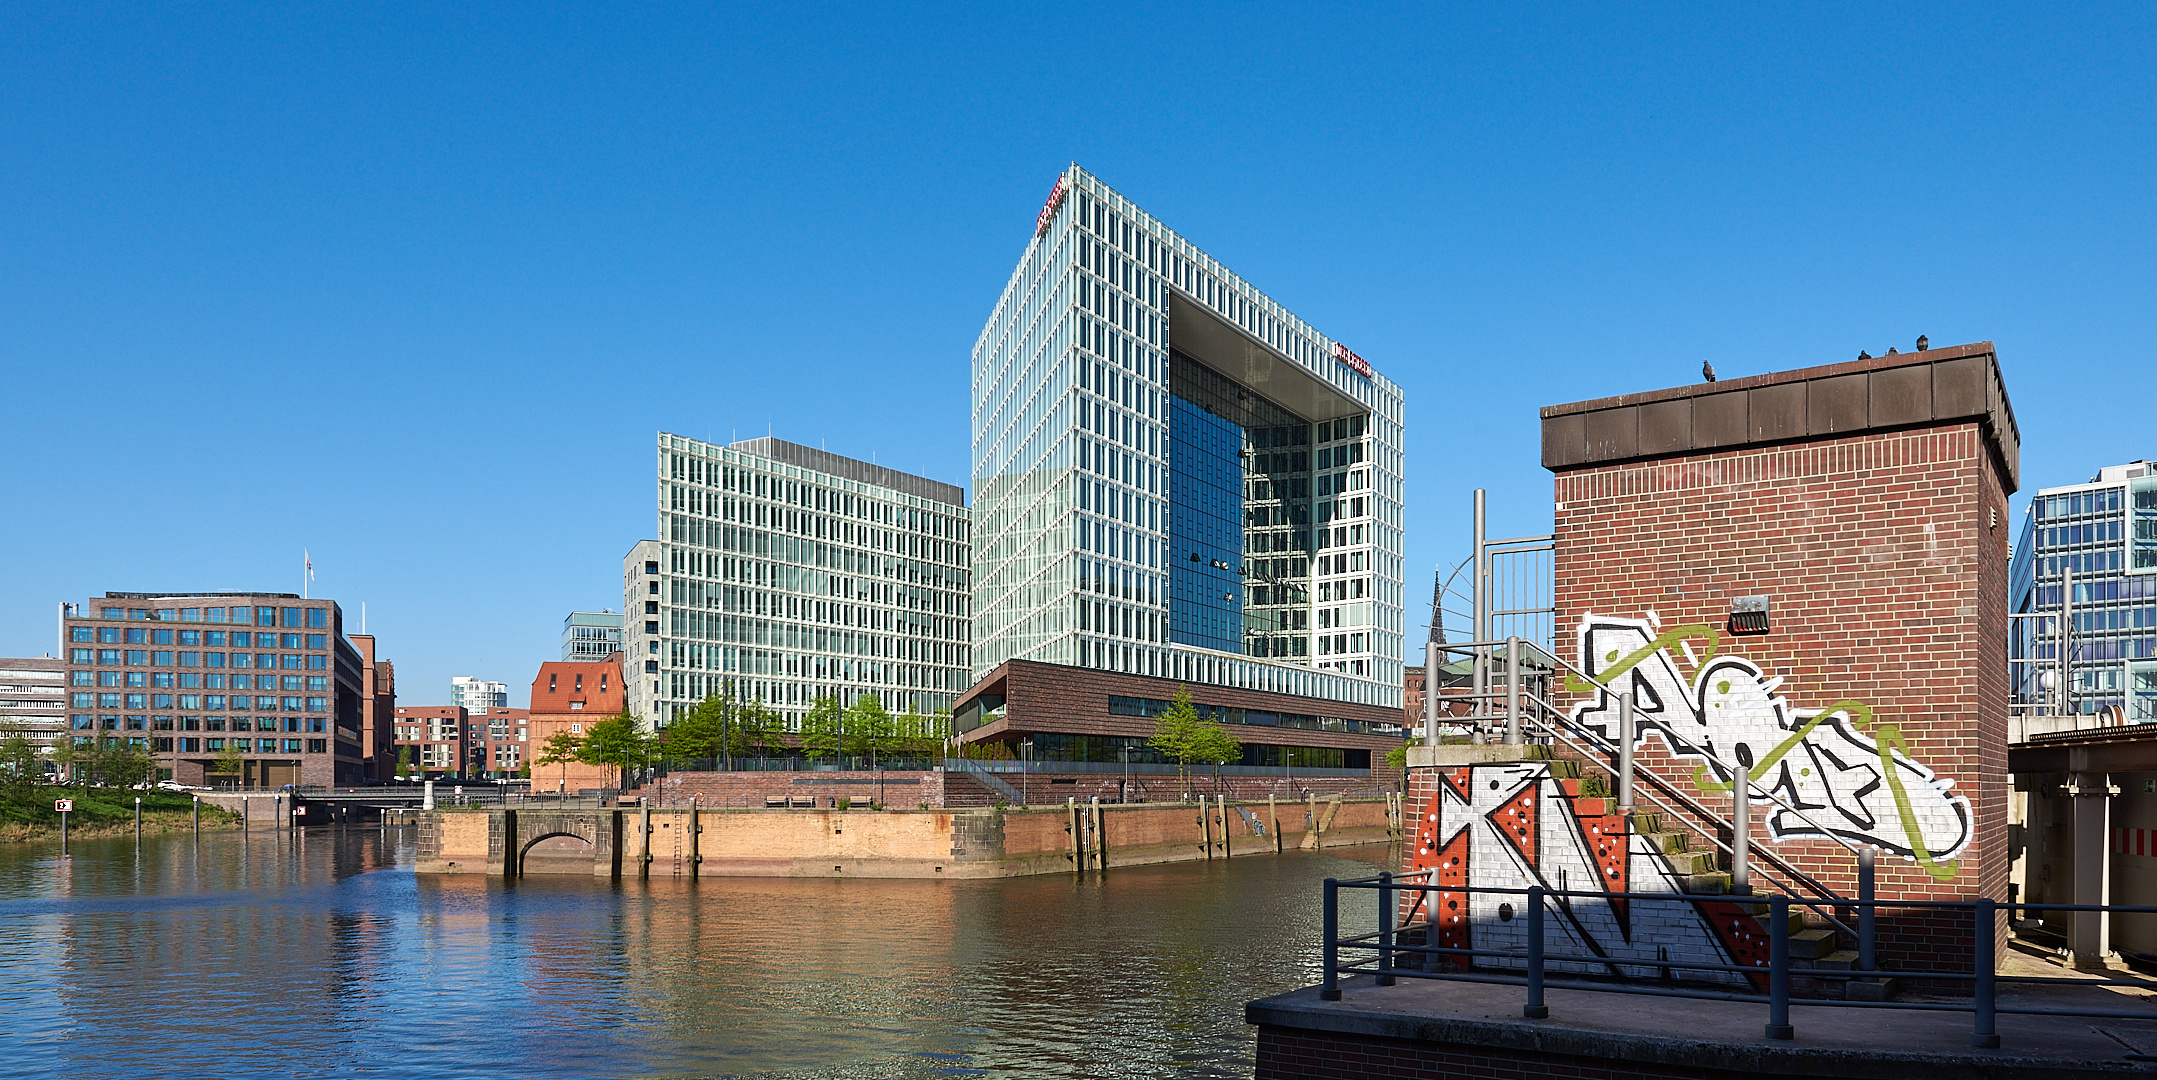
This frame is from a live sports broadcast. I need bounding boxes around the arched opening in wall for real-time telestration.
[519,831,594,875]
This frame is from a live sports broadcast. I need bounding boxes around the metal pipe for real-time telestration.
[1617,692,1636,816]
[1473,489,1488,722]
[1859,846,1877,972]
[1505,636,1522,746]
[1731,764,1751,895]
[1766,895,1794,1039]
[1524,885,1549,1018]
[1973,897,2000,1048]
[1377,872,1395,985]
[1321,878,1341,1000]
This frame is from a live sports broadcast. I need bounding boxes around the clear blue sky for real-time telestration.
[3,3,2150,706]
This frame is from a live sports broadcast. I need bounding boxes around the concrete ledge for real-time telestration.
[1248,977,2157,1079]
[1405,744,1542,768]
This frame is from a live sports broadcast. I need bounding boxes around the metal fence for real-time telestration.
[1317,872,2157,1050]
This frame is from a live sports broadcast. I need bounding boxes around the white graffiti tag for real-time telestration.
[1567,615,1972,866]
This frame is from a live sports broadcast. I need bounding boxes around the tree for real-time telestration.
[211,741,246,788]
[536,730,583,793]
[1383,737,1423,776]
[799,693,844,763]
[577,710,650,789]
[666,691,729,763]
[1146,688,1241,795]
[845,694,895,765]
[0,723,45,791]
[889,711,948,762]
[394,744,414,781]
[90,737,156,789]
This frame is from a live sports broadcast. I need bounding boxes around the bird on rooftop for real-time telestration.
[1859,350,1872,360]
[1702,360,1717,382]
[1916,335,1929,351]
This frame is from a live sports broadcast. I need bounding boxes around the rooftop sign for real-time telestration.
[1035,174,1069,237]
[1335,343,1372,379]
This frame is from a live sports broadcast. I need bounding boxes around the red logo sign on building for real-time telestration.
[1334,343,1372,379]
[1036,174,1069,237]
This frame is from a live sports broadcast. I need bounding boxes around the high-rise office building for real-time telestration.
[623,434,971,731]
[449,676,509,714]
[957,165,1408,767]
[57,592,388,786]
[561,611,624,662]
[2010,459,2157,720]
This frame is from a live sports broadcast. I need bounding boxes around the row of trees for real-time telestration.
[0,725,162,791]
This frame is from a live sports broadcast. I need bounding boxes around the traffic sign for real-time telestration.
[54,799,73,812]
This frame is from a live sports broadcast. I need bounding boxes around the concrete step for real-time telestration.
[1570,796,1610,817]
[1846,977,1898,1001]
[1636,831,1689,854]
[1810,950,1862,971]
[1663,850,1719,875]
[1548,760,1582,779]
[1788,928,1840,959]
[1679,872,1731,894]
[1628,812,1663,832]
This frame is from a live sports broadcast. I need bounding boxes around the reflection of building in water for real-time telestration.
[958,165,1407,773]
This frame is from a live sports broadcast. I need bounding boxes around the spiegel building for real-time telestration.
[957,165,1408,769]
[2010,458,2157,719]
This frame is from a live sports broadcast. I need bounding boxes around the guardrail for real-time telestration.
[1318,873,2157,1050]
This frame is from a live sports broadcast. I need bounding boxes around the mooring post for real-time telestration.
[1308,791,1320,851]
[135,796,142,841]
[1268,794,1281,854]
[193,794,200,839]
[688,798,701,878]
[1220,795,1232,859]
[1617,691,1636,816]
[639,802,652,879]
[1068,797,1083,873]
[243,796,251,833]
[1199,795,1214,859]
[1731,763,1752,895]
[1090,797,1106,870]
[60,806,69,854]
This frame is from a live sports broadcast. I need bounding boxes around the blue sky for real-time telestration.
[3,3,2151,706]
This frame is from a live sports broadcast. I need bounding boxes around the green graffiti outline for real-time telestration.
[1567,619,1962,881]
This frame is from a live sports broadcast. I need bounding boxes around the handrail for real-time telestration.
[1320,877,2157,1049]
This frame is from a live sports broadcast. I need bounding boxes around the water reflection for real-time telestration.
[0,827,1393,1079]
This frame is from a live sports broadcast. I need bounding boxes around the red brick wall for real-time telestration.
[1551,422,2010,916]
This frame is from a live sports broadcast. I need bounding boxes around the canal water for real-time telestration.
[0,827,1395,1079]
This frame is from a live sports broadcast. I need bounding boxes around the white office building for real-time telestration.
[448,675,509,714]
[623,435,971,731]
[966,164,1406,711]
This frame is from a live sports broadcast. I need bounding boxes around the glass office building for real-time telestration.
[967,165,1406,713]
[624,434,972,732]
[2010,459,2157,720]
[561,611,624,662]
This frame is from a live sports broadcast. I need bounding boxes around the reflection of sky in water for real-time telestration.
[0,829,1393,1079]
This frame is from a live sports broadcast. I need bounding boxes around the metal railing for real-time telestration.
[1318,873,2157,1050]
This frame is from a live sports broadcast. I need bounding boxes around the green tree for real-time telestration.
[394,744,414,780]
[1383,737,1424,774]
[666,691,730,763]
[1146,688,1241,795]
[576,710,650,789]
[889,711,948,761]
[731,696,780,759]
[211,741,246,788]
[535,730,583,793]
[90,737,157,789]
[0,724,46,791]
[845,694,895,765]
[799,693,843,762]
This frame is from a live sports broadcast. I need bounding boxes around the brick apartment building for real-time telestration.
[528,657,625,794]
[59,592,389,787]
[468,707,529,778]
[392,706,466,779]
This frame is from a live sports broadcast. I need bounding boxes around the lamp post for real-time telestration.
[1121,743,1130,804]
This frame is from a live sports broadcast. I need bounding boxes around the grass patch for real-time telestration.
[0,786,239,842]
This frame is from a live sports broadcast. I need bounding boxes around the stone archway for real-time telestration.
[517,830,596,875]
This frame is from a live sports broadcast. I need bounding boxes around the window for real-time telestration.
[124,694,145,709]
[282,696,304,712]
[549,673,557,692]
[206,738,224,751]
[71,693,92,708]
[308,655,327,670]
[206,717,225,731]
[152,651,173,665]
[180,609,200,623]
[70,627,92,643]
[153,716,174,730]
[205,652,225,668]
[125,650,147,665]
[181,716,200,730]
[205,631,224,647]
[281,634,301,649]
[178,652,198,667]
[180,738,200,752]
[231,632,252,647]
[178,673,200,688]
[152,629,173,645]
[306,634,325,649]
[205,607,226,623]
[257,607,276,626]
[154,738,173,751]
[306,697,326,713]
[306,676,326,691]
[98,628,121,643]
[281,654,301,669]
[258,738,277,752]
[307,739,327,753]
[205,695,225,710]
[281,607,302,627]
[151,673,173,689]
[125,716,146,730]
[308,608,327,629]
[101,607,122,618]
[126,628,146,644]
[71,672,91,686]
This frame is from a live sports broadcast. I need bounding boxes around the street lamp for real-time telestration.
[1121,743,1130,805]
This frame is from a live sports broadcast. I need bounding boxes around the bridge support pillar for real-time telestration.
[2066,771,2117,969]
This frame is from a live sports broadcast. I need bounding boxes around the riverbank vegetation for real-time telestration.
[0,727,240,841]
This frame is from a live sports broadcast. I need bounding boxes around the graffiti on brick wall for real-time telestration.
[1564,612,1971,877]
[1408,762,1767,987]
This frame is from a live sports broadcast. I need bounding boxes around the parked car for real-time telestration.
[157,780,193,792]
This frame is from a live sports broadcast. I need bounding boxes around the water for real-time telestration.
[0,827,1395,1079]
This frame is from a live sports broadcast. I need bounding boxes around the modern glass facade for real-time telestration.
[625,434,972,731]
[969,165,1406,709]
[2010,459,2157,720]
[560,611,624,662]
[448,676,508,714]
